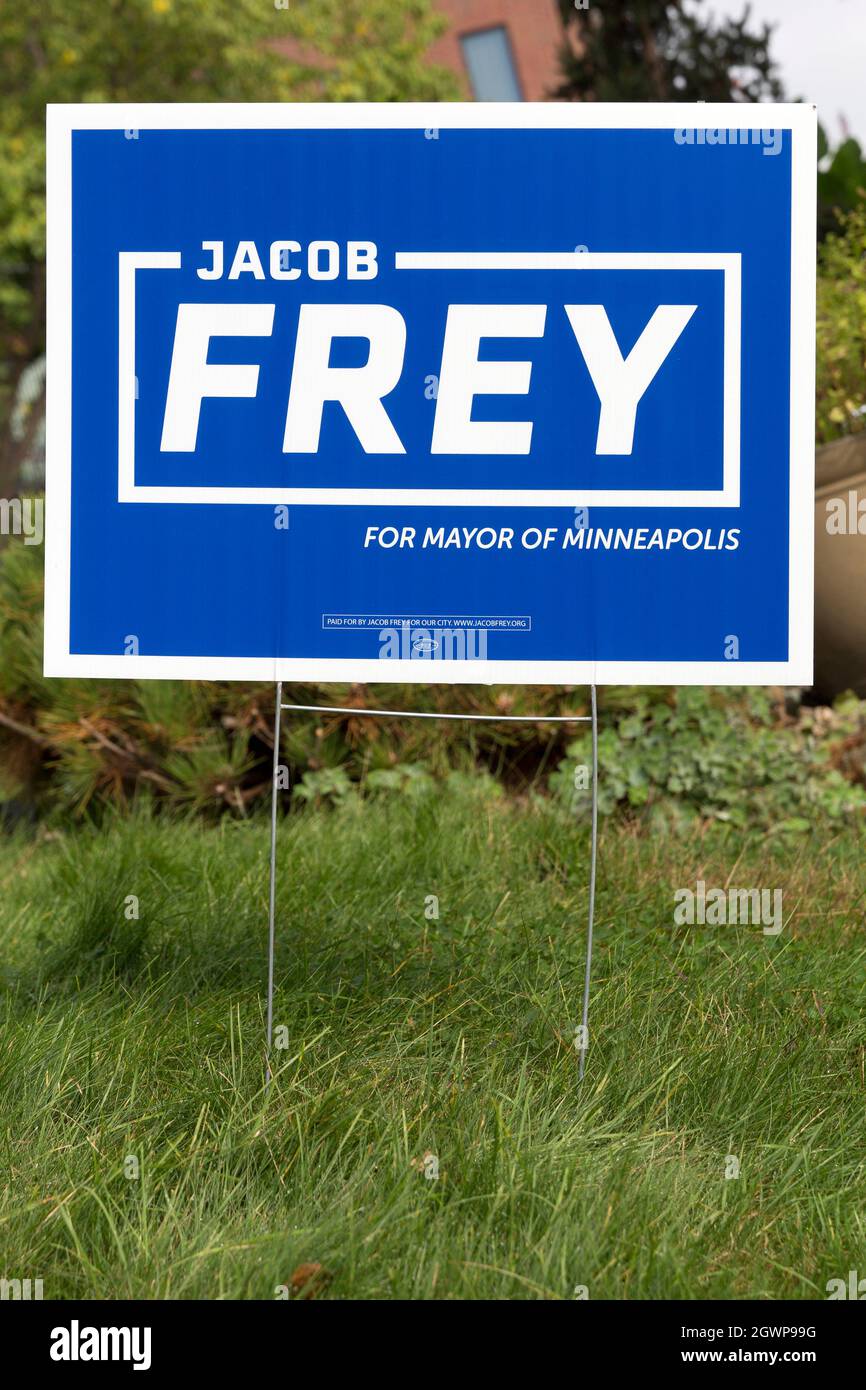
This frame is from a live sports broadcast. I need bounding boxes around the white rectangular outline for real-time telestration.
[118,249,740,508]
[45,101,815,684]
[118,251,181,502]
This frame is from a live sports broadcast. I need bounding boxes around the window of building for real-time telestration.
[460,26,522,102]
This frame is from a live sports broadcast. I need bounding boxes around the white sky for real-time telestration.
[695,0,866,144]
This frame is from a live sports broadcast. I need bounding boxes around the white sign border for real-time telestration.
[45,101,816,684]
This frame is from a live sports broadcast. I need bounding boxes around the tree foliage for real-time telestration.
[557,0,783,103]
[0,0,457,490]
[816,199,866,442]
[818,124,866,240]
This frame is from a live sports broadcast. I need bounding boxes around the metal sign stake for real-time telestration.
[265,679,283,1086]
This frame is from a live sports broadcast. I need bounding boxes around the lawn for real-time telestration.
[1,781,864,1299]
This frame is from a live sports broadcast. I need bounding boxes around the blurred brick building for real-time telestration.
[429,0,566,101]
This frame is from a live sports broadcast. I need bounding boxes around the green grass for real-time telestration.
[1,782,864,1300]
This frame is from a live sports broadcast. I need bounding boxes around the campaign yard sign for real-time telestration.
[45,103,815,684]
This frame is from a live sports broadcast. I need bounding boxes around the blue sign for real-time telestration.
[45,103,815,683]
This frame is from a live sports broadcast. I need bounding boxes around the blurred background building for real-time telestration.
[428,0,565,101]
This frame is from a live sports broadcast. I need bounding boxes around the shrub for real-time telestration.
[550,687,866,831]
[816,199,866,443]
